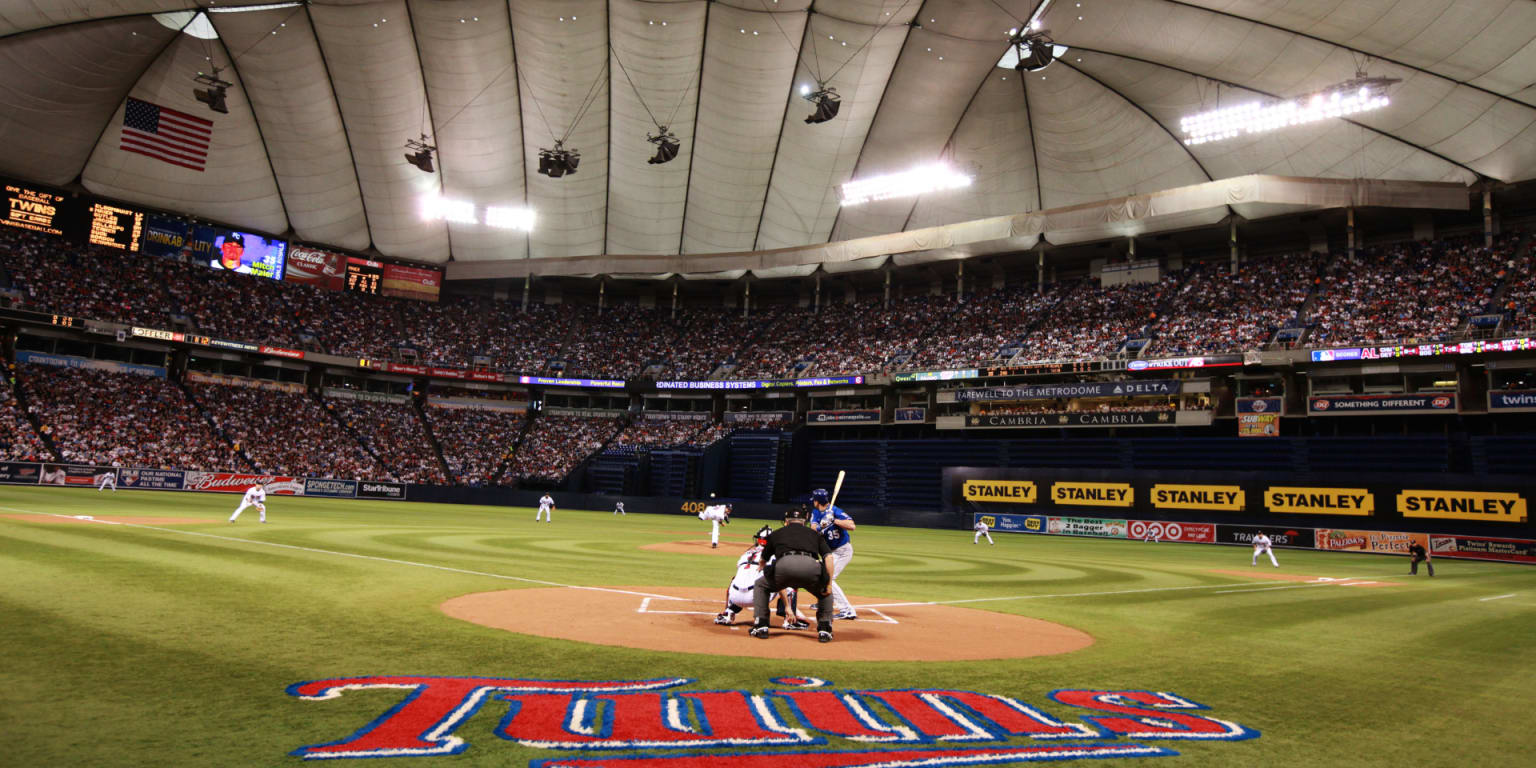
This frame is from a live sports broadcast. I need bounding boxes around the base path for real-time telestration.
[441,586,1094,661]
[0,514,221,525]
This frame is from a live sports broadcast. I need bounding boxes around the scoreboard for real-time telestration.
[3,183,68,236]
[345,257,383,294]
[83,201,145,251]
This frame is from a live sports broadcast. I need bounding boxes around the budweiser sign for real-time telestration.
[184,472,305,495]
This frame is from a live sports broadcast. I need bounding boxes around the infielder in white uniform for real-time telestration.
[973,519,994,544]
[536,493,555,522]
[1251,531,1278,567]
[97,468,117,492]
[229,485,267,523]
[613,500,625,515]
[699,502,732,548]
[715,527,808,629]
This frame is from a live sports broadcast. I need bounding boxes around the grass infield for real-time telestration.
[1,486,1533,767]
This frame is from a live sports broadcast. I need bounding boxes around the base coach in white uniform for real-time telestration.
[751,505,836,642]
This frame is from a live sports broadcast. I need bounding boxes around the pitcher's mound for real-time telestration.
[442,586,1094,661]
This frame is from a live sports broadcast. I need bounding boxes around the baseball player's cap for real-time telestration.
[810,488,830,504]
[784,505,810,521]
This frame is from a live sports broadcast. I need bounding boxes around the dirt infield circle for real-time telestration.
[442,586,1094,661]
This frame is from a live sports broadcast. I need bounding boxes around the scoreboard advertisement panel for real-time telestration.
[344,257,383,294]
[82,201,145,251]
[3,182,68,236]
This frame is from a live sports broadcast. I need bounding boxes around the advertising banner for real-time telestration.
[260,346,304,360]
[1488,390,1536,412]
[643,412,708,421]
[974,513,1049,534]
[1150,484,1245,512]
[117,468,185,490]
[186,370,305,394]
[140,214,190,259]
[1308,393,1456,415]
[1264,486,1374,516]
[0,461,40,484]
[323,388,410,405]
[1429,534,1536,564]
[1237,412,1280,437]
[17,350,165,378]
[1047,516,1128,538]
[1216,524,1315,549]
[1315,528,1427,555]
[966,411,1176,429]
[357,481,406,500]
[183,472,304,495]
[304,478,358,498]
[40,464,115,487]
[1397,490,1527,523]
[962,480,1038,504]
[381,263,443,302]
[1236,397,1283,414]
[893,407,926,423]
[723,411,793,425]
[891,369,979,383]
[1127,520,1216,543]
[1050,481,1134,508]
[807,409,880,425]
[955,380,1181,402]
[286,245,347,290]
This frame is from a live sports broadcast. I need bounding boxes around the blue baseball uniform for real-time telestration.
[809,502,855,617]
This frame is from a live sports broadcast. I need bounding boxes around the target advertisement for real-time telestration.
[1127,520,1215,543]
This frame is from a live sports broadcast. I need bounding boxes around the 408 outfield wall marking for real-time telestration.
[287,675,1259,762]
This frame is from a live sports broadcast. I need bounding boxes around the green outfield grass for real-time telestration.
[1,485,1533,767]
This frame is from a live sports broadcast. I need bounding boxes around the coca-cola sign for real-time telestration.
[183,472,305,495]
[286,246,347,290]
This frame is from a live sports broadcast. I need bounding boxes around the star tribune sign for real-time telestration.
[286,675,1259,763]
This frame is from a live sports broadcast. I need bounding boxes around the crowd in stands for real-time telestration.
[326,398,447,484]
[1307,235,1513,346]
[20,365,241,469]
[0,366,50,461]
[608,417,717,451]
[3,225,1532,380]
[187,381,382,479]
[426,405,527,485]
[506,415,622,481]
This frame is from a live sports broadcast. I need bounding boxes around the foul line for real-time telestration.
[0,507,684,601]
[1480,594,1515,602]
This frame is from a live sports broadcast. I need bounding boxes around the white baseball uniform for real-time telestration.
[973,520,993,544]
[536,494,554,522]
[727,546,766,609]
[613,501,625,515]
[97,470,117,492]
[230,486,267,523]
[699,504,730,547]
[1252,533,1278,566]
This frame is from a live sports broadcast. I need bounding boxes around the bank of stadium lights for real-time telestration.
[404,134,436,173]
[838,163,972,206]
[421,196,535,231]
[538,141,580,177]
[1180,76,1399,146]
[803,85,841,124]
[193,69,231,114]
[647,129,679,165]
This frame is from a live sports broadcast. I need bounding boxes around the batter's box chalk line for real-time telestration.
[637,595,899,624]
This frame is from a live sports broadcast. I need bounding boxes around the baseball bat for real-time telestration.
[828,470,846,510]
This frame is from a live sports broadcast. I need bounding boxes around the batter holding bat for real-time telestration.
[808,474,857,620]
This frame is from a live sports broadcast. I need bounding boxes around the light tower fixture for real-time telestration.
[538,141,580,177]
[404,134,437,172]
[838,162,972,206]
[804,85,841,124]
[1179,76,1400,146]
[1007,25,1055,72]
[193,69,232,114]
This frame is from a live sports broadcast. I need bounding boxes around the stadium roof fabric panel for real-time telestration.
[81,31,288,235]
[308,0,449,262]
[206,5,370,250]
[0,16,175,186]
[410,0,528,262]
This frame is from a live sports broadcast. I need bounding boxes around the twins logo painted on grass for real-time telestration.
[286,676,1258,764]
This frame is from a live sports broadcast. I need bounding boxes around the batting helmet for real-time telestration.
[810,488,830,504]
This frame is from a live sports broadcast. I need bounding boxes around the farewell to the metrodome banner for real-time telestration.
[954,379,1181,402]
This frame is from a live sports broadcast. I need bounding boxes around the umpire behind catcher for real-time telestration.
[751,505,837,643]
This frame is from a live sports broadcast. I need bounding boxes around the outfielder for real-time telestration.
[715,526,809,629]
[974,519,994,545]
[809,488,857,619]
[229,485,267,523]
[96,468,117,492]
[1251,531,1278,567]
[536,493,555,522]
[699,501,732,548]
[613,500,625,516]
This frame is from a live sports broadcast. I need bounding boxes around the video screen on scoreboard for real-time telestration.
[207,227,286,280]
[344,257,384,295]
[2,182,69,237]
[82,201,145,251]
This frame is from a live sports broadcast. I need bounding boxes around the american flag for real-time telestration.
[120,97,213,172]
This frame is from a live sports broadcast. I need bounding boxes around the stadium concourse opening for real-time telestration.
[440,586,1094,661]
